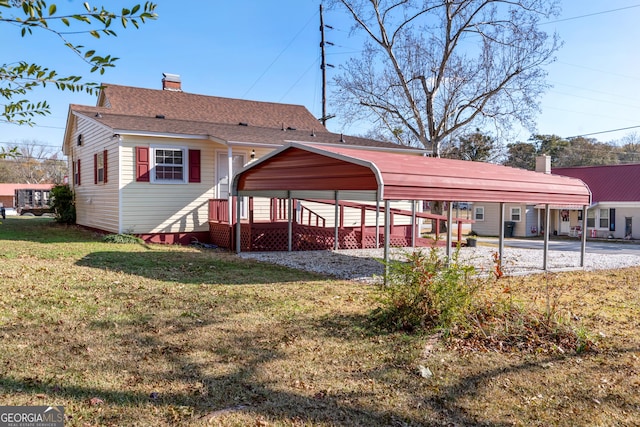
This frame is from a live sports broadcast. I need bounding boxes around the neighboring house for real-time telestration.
[470,202,539,237]
[62,74,423,244]
[0,183,54,214]
[472,156,640,240]
[552,163,640,239]
[471,155,588,238]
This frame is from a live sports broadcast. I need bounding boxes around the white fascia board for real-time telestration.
[226,140,283,149]
[113,130,210,140]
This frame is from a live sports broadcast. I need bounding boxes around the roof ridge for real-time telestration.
[100,83,310,109]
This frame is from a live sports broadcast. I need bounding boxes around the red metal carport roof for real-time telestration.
[233,143,592,205]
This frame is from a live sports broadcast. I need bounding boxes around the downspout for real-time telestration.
[117,136,123,233]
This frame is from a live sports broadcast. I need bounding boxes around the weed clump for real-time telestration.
[102,233,144,244]
[371,247,477,333]
[371,248,596,354]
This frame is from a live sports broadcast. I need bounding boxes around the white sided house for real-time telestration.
[62,74,424,245]
[552,162,640,240]
[470,156,592,238]
[465,155,640,241]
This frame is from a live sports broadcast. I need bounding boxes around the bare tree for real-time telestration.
[616,132,640,164]
[0,140,65,184]
[330,0,561,157]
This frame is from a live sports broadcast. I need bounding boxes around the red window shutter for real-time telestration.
[188,149,201,183]
[94,153,98,184]
[103,149,108,183]
[136,146,150,182]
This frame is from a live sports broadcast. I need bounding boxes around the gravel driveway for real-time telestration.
[238,245,640,283]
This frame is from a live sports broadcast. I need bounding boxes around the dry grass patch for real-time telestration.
[0,218,639,426]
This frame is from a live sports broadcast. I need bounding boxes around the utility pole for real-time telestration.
[319,4,334,127]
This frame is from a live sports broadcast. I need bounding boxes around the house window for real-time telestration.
[510,207,521,222]
[153,147,185,183]
[96,152,104,183]
[73,159,81,186]
[599,208,609,229]
[474,206,484,221]
[587,210,595,228]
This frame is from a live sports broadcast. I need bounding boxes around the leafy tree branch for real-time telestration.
[0,0,157,127]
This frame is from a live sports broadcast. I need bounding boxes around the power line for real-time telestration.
[567,124,640,139]
[555,62,640,82]
[542,4,640,25]
[242,10,319,98]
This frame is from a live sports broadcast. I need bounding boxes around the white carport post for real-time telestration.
[227,147,234,231]
[411,201,417,247]
[498,203,505,265]
[383,200,391,285]
[446,202,453,260]
[543,204,550,270]
[580,204,588,267]
[375,199,380,248]
[287,192,293,252]
[235,195,242,254]
[334,191,340,250]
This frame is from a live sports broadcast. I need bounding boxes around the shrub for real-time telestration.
[103,233,144,244]
[372,247,478,333]
[49,184,76,224]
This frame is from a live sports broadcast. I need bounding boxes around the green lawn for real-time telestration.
[0,217,639,426]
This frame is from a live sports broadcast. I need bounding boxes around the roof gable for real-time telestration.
[553,164,640,203]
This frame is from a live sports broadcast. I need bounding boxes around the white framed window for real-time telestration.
[510,207,521,222]
[599,208,609,229]
[152,146,186,183]
[587,209,595,228]
[474,206,484,221]
[96,152,105,183]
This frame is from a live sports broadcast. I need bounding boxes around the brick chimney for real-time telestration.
[162,73,182,91]
[535,155,551,174]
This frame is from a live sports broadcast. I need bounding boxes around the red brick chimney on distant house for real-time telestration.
[162,73,182,91]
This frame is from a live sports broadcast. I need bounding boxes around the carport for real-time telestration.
[232,142,592,274]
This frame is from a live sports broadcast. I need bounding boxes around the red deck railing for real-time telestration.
[208,197,474,251]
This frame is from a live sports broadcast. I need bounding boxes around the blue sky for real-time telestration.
[2,0,640,153]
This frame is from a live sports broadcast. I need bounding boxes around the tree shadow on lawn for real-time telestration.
[2,309,638,426]
[75,250,330,285]
[0,217,101,244]
[0,314,424,426]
